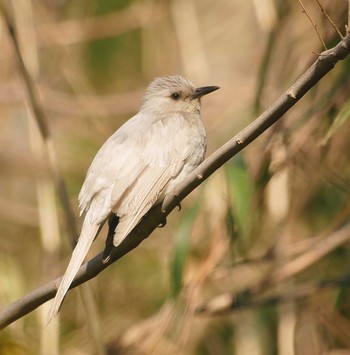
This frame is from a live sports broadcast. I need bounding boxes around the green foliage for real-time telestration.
[195,321,234,355]
[303,181,346,231]
[84,31,142,89]
[171,193,202,298]
[93,0,130,15]
[321,99,350,145]
[225,154,255,239]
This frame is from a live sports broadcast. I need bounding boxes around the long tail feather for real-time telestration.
[47,219,100,323]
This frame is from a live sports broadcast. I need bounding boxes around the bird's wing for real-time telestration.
[48,109,198,321]
[78,113,149,222]
[112,163,179,246]
[80,111,190,226]
[47,114,145,322]
[109,112,191,247]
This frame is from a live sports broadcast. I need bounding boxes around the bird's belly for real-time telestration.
[162,129,206,199]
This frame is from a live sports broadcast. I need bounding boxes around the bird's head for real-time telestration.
[141,76,219,115]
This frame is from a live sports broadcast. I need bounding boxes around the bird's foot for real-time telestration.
[102,253,111,264]
[158,215,167,228]
[103,215,119,263]
[102,236,113,264]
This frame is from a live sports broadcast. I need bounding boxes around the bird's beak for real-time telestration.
[193,85,220,99]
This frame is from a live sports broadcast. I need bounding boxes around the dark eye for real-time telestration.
[170,92,180,100]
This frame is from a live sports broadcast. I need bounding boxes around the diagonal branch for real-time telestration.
[314,0,344,39]
[196,273,350,315]
[196,223,350,315]
[1,2,78,244]
[1,32,350,330]
[0,4,110,347]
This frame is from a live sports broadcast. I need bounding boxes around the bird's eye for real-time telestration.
[170,92,180,100]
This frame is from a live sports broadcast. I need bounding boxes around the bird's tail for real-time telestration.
[47,218,101,323]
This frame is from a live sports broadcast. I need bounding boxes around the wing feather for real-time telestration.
[112,165,177,246]
[79,110,197,245]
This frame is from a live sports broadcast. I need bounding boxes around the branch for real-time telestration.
[1,32,350,330]
[348,0,350,33]
[298,0,327,50]
[0,3,78,244]
[0,4,109,345]
[314,0,344,39]
[196,223,350,314]
[196,273,350,315]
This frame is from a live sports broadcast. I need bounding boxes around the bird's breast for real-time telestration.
[160,112,206,197]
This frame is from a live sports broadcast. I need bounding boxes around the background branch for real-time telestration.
[314,0,344,39]
[1,2,78,244]
[299,0,327,50]
[1,32,350,330]
[196,222,350,314]
[196,273,350,315]
[1,4,105,352]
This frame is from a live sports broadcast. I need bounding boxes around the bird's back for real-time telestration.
[79,109,206,246]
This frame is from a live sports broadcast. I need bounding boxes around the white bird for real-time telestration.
[47,75,219,321]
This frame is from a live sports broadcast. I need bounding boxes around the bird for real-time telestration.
[47,75,219,322]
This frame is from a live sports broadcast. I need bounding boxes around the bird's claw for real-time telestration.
[102,214,119,263]
[158,215,167,228]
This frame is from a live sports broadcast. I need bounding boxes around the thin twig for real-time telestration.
[254,28,278,113]
[1,5,105,351]
[270,225,350,285]
[314,0,344,39]
[196,273,350,315]
[348,0,350,33]
[1,5,78,245]
[211,234,324,275]
[216,190,350,278]
[0,32,349,329]
[0,2,162,61]
[298,0,327,50]
[196,223,350,314]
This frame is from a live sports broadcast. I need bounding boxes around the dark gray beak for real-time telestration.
[193,86,220,99]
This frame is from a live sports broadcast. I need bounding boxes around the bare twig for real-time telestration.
[298,0,327,50]
[254,28,278,113]
[211,234,324,275]
[1,26,350,331]
[314,0,344,39]
[1,5,105,351]
[214,195,350,280]
[1,5,78,244]
[270,225,350,285]
[348,0,350,33]
[196,223,350,315]
[0,2,163,61]
[196,273,350,315]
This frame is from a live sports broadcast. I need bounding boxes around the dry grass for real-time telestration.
[1,0,350,354]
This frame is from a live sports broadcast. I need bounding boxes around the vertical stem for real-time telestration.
[2,3,106,354]
[348,0,350,33]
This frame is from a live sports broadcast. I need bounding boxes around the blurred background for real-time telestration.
[1,0,350,354]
